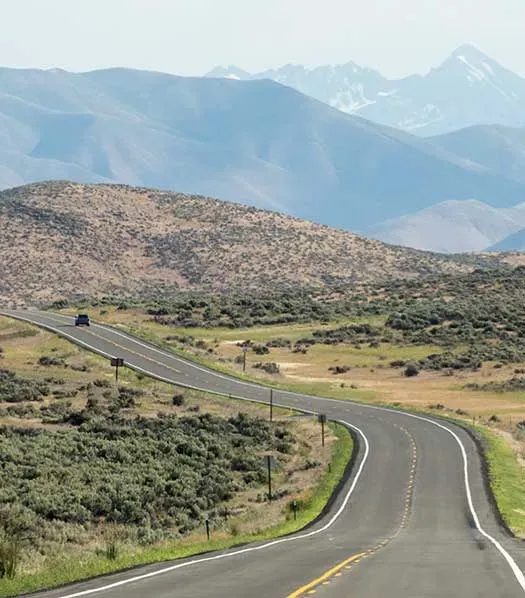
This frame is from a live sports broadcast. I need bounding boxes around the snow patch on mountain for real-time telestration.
[457,55,488,82]
[330,84,376,112]
[206,45,525,136]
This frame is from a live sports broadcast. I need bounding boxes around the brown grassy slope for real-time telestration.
[0,181,493,306]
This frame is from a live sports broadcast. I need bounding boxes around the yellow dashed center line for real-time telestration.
[283,424,421,598]
[286,553,366,597]
[82,328,181,376]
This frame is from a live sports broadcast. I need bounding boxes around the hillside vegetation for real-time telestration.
[0,317,347,594]
[78,267,525,541]
[73,267,525,374]
[0,181,497,307]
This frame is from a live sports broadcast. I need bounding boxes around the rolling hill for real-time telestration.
[367,200,525,253]
[0,181,496,307]
[1,67,525,231]
[487,229,525,252]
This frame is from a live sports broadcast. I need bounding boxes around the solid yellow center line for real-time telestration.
[286,552,366,598]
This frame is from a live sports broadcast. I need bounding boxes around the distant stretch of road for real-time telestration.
[3,310,525,598]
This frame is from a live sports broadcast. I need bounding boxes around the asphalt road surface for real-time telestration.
[3,310,525,598]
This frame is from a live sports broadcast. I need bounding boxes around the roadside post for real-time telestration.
[270,388,274,422]
[241,343,249,372]
[110,357,125,397]
[264,454,275,502]
[205,518,210,541]
[292,500,298,521]
[318,413,327,448]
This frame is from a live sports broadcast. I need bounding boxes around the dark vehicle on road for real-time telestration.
[74,314,90,327]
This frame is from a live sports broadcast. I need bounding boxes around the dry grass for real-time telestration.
[92,310,525,488]
[72,308,525,423]
[0,181,490,307]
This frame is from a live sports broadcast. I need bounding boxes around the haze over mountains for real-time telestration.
[365,124,525,251]
[429,125,525,184]
[1,56,525,253]
[207,44,525,137]
[487,229,525,252]
[367,200,525,253]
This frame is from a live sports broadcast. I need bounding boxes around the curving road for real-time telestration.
[3,310,525,598]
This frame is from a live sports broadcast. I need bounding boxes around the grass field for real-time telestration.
[64,306,525,539]
[78,308,525,422]
[0,316,354,596]
[480,427,525,537]
[0,415,352,597]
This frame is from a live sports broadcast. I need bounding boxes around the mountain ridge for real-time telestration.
[2,67,525,231]
[429,124,525,184]
[206,44,525,136]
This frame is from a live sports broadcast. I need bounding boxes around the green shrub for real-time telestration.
[0,370,49,403]
[38,356,65,367]
[253,362,280,375]
[390,360,406,368]
[252,344,270,355]
[0,535,20,579]
[0,413,294,550]
[93,379,111,388]
[266,338,292,349]
[404,363,419,377]
[0,506,35,579]
[328,365,350,375]
[172,394,185,406]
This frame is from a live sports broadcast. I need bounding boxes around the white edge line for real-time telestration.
[3,312,525,594]
[0,312,370,598]
[54,424,368,598]
[386,408,525,591]
[41,312,287,392]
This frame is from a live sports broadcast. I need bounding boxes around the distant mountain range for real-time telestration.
[367,125,525,252]
[206,44,525,137]
[429,124,525,184]
[1,64,525,252]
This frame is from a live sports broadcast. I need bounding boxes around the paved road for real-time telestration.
[3,310,525,598]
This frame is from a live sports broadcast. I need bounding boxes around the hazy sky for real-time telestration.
[2,0,524,78]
